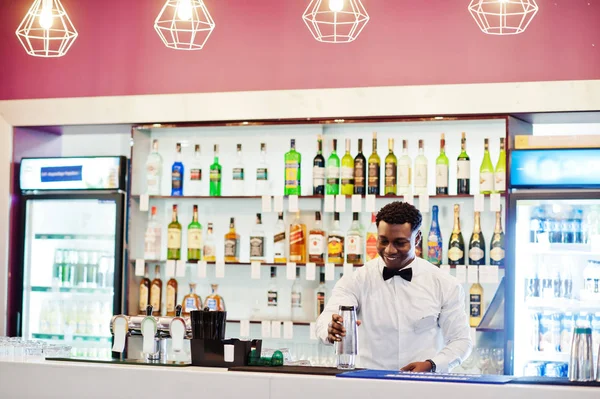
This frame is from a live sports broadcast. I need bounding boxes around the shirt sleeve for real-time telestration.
[431,281,473,373]
[315,273,361,346]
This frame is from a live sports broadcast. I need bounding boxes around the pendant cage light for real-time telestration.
[468,0,539,35]
[302,0,370,43]
[16,0,78,58]
[154,0,215,50]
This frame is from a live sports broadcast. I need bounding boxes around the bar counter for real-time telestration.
[1,360,598,399]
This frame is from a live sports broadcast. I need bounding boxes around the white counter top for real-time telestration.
[0,359,598,399]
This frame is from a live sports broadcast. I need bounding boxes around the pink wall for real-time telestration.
[0,0,599,100]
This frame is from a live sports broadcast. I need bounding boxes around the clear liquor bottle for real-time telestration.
[340,139,354,195]
[435,134,449,195]
[187,205,202,262]
[273,212,287,264]
[224,217,240,263]
[414,139,428,196]
[384,138,397,196]
[167,205,182,261]
[494,138,506,193]
[204,284,226,311]
[326,139,341,195]
[210,144,222,196]
[479,138,494,194]
[346,212,364,265]
[250,213,266,263]
[171,142,184,196]
[313,136,325,195]
[203,222,216,262]
[144,206,162,260]
[188,144,203,196]
[398,139,412,195]
[291,267,303,322]
[284,139,301,195]
[256,143,270,195]
[146,139,163,195]
[267,267,279,320]
[232,143,245,196]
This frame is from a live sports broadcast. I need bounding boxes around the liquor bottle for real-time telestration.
[289,212,307,263]
[367,132,381,195]
[415,231,423,258]
[427,205,443,266]
[490,205,505,266]
[187,205,202,262]
[346,212,364,265]
[204,284,226,311]
[457,132,471,195]
[144,206,162,260]
[267,267,279,320]
[384,138,398,196]
[469,211,486,265]
[203,222,216,262]
[435,134,449,195]
[494,137,506,193]
[327,212,345,264]
[448,204,465,266]
[165,276,178,316]
[150,265,162,316]
[209,144,222,196]
[397,139,412,195]
[353,139,367,195]
[316,272,326,318]
[479,138,494,194]
[291,267,303,322]
[365,213,378,262]
[256,142,269,195]
[167,205,182,260]
[341,139,354,195]
[273,212,287,264]
[312,136,325,195]
[250,213,266,263]
[139,266,150,315]
[182,283,202,317]
[414,139,428,196]
[308,211,325,263]
[469,281,484,327]
[146,139,163,195]
[171,142,184,196]
[284,139,301,195]
[224,217,240,263]
[232,143,245,196]
[188,144,203,196]
[326,139,340,195]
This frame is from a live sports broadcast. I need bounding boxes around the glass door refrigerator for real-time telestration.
[15,156,128,358]
[507,148,600,377]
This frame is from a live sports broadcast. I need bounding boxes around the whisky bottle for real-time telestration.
[204,284,226,311]
[490,205,505,266]
[448,204,465,266]
[340,139,354,195]
[367,132,380,195]
[435,133,449,195]
[312,136,326,195]
[469,281,484,327]
[289,212,307,263]
[365,213,378,262]
[187,204,202,262]
[398,139,412,195]
[188,144,203,196]
[284,139,301,195]
[232,143,245,196]
[150,265,163,316]
[273,212,287,264]
[182,283,202,317]
[457,132,471,195]
[167,204,182,260]
[165,276,178,317]
[346,212,363,265]
[203,222,216,262]
[468,211,486,266]
[250,213,266,262]
[224,217,240,263]
[384,138,397,195]
[315,272,326,319]
[139,265,150,315]
[144,206,162,260]
[327,212,344,264]
[308,211,325,263]
[171,142,184,196]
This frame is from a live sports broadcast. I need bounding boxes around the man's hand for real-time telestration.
[401,361,433,373]
[327,314,362,344]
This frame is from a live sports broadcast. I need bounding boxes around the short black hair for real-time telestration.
[376,201,422,232]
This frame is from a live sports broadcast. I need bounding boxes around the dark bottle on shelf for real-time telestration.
[448,204,465,266]
[468,211,486,266]
[456,132,470,195]
[313,136,325,195]
[490,206,505,267]
[354,139,367,195]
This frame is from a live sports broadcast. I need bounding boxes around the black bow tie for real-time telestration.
[382,267,413,282]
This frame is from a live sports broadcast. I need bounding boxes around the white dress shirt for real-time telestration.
[316,256,472,372]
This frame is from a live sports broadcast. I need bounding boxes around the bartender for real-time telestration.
[316,201,472,372]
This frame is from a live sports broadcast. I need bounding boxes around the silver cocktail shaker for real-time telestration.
[336,305,358,370]
[569,327,594,382]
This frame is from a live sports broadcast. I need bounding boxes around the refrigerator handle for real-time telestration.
[16,312,21,337]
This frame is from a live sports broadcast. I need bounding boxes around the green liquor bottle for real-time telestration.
[435,133,449,195]
[187,205,202,262]
[326,139,340,195]
[284,139,301,195]
[209,144,222,196]
[167,205,182,261]
[341,139,354,195]
[367,132,380,195]
[457,132,470,195]
[384,138,397,196]
[479,138,494,194]
[494,138,506,193]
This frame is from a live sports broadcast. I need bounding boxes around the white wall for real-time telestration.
[533,123,600,136]
[60,125,132,157]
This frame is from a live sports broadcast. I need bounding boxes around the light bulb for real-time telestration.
[177,0,193,21]
[39,4,53,30]
[328,0,344,12]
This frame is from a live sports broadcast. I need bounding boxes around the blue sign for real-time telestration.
[40,166,83,183]
[337,370,514,385]
[511,149,600,189]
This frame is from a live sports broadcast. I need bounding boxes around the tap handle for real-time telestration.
[175,304,182,317]
[146,305,153,316]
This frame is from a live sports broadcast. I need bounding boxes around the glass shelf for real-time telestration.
[32,333,112,342]
[132,194,505,200]
[227,320,312,326]
[525,297,600,313]
[132,260,364,267]
[34,233,116,240]
[30,286,114,295]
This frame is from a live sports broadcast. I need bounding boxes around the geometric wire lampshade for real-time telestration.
[15,0,78,57]
[302,0,369,43]
[154,0,215,50]
[468,0,539,35]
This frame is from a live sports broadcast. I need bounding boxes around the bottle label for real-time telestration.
[366,233,378,261]
[172,169,182,189]
[206,298,217,311]
[291,292,302,308]
[317,292,325,315]
[326,166,340,185]
[144,227,161,259]
[495,172,506,192]
[274,231,286,258]
[139,285,148,311]
[203,244,216,258]
[327,235,344,261]
[224,238,237,257]
[313,165,325,186]
[354,159,365,187]
[341,166,354,186]
[308,234,325,256]
[448,246,464,262]
[150,285,161,311]
[414,165,427,188]
[435,164,448,188]
[469,246,485,262]
[427,236,443,265]
[185,297,198,312]
[285,161,300,189]
[166,285,176,312]
[256,168,268,181]
[480,172,494,192]
[385,162,397,187]
[290,225,304,245]
[457,160,471,179]
[167,228,181,249]
[397,165,410,186]
[368,162,379,186]
[190,168,202,181]
[250,236,265,257]
[210,168,221,182]
[146,163,160,194]
[188,229,202,250]
[490,247,505,262]
[232,168,244,181]
[346,235,362,255]
[470,295,481,317]
[268,290,278,307]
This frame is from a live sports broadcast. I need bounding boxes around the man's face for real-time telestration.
[376,221,420,270]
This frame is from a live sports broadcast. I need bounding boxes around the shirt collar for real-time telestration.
[378,256,420,276]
